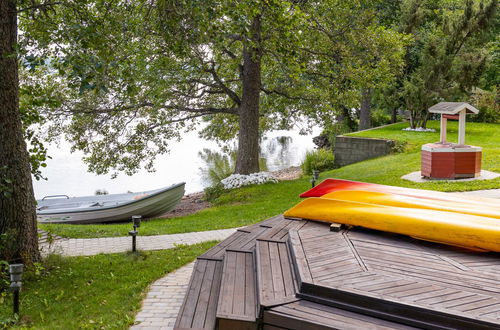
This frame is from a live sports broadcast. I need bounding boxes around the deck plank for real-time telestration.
[232,252,247,316]
[175,259,223,330]
[204,260,223,328]
[278,242,296,297]
[191,260,217,328]
[176,259,207,328]
[287,230,313,285]
[257,240,298,308]
[216,250,258,328]
[244,252,257,317]
[257,240,275,305]
[269,242,286,299]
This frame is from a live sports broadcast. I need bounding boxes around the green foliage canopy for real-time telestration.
[397,0,497,128]
[19,0,408,176]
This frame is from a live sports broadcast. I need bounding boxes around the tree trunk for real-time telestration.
[421,111,429,129]
[359,88,372,130]
[0,0,40,264]
[235,15,261,175]
[339,105,357,131]
[409,112,416,128]
[391,109,397,123]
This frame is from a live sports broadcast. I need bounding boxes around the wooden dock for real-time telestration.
[175,215,500,329]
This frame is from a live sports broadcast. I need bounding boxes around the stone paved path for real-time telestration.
[131,262,195,330]
[42,228,237,256]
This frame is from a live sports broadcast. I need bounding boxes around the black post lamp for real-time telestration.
[311,169,320,188]
[129,215,141,252]
[9,263,23,315]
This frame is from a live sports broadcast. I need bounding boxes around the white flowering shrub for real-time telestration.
[221,172,278,189]
[402,127,436,132]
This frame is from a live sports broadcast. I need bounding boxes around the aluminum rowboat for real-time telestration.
[37,183,185,224]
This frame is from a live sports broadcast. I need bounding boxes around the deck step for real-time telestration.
[256,239,299,309]
[174,259,223,329]
[257,217,307,242]
[263,300,419,330]
[216,250,258,330]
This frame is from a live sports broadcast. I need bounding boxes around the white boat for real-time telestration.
[36,183,185,224]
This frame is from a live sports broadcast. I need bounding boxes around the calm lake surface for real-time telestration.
[32,128,320,199]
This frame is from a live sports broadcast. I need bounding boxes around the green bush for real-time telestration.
[370,108,392,127]
[320,122,353,149]
[471,88,499,123]
[392,140,409,153]
[301,149,336,175]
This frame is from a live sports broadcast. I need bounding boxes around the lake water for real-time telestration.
[32,128,320,199]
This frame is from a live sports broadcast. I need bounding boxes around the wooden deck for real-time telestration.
[175,215,500,329]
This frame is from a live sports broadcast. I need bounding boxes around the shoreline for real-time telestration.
[160,166,303,218]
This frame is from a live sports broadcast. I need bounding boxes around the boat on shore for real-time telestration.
[37,183,185,224]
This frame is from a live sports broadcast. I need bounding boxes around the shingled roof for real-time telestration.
[428,102,479,114]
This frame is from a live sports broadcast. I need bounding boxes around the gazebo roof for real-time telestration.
[428,102,479,114]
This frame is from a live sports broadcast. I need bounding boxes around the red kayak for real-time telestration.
[300,179,499,208]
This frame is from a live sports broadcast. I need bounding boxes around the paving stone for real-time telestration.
[130,262,196,330]
[40,228,237,256]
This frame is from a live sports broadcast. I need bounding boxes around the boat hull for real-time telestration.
[37,183,185,224]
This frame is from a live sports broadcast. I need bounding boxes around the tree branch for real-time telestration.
[165,105,238,115]
[260,87,316,101]
[205,66,241,105]
[15,1,64,13]
[58,102,154,115]
[61,101,238,116]
[222,47,238,59]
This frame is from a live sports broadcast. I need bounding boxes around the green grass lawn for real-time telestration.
[0,241,217,329]
[40,120,499,239]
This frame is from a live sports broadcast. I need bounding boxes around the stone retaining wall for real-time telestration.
[334,136,395,167]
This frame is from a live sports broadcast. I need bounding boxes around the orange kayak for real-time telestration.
[284,197,500,252]
[300,179,499,208]
[322,190,500,219]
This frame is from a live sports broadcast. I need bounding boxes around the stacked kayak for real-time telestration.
[299,178,498,207]
[284,179,500,252]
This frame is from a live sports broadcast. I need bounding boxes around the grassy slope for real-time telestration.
[0,241,217,329]
[40,121,499,239]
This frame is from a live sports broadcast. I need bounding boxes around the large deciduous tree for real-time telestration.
[21,0,408,177]
[0,0,40,264]
[23,0,318,176]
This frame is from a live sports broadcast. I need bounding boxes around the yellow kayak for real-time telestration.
[284,197,500,252]
[322,190,500,219]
